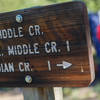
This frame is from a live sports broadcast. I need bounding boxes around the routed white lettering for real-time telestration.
[23,44,28,55]
[7,29,13,38]
[24,62,30,72]
[7,43,40,56]
[13,28,18,38]
[34,43,40,54]
[18,27,23,37]
[17,45,23,55]
[8,63,14,72]
[8,46,14,55]
[45,42,51,53]
[2,29,7,39]
[51,42,57,53]
[0,27,24,39]
[45,42,58,53]
[34,25,41,35]
[29,25,34,36]
[66,40,70,52]
[4,64,9,72]
[18,62,31,72]
[28,44,34,54]
[29,25,43,36]
[19,62,24,72]
[0,63,14,72]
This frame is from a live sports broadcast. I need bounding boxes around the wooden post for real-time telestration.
[54,87,63,100]
[22,87,64,100]
[22,88,55,100]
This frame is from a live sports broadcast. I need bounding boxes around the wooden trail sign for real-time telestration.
[0,1,95,87]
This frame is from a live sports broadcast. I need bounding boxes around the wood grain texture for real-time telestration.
[0,1,95,87]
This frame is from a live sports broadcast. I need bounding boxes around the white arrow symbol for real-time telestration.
[56,61,72,69]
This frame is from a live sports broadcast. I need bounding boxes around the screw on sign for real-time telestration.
[0,1,95,87]
[16,15,23,23]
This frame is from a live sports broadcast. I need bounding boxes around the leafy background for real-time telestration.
[0,0,100,13]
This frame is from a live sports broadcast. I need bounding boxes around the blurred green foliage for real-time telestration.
[84,0,100,12]
[0,0,70,12]
[0,0,100,13]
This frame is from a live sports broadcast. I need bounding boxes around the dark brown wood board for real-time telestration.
[0,1,95,87]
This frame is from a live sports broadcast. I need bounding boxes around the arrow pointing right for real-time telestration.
[56,61,72,69]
